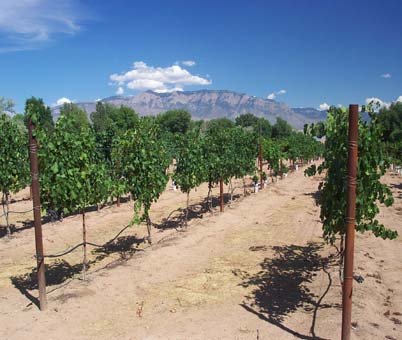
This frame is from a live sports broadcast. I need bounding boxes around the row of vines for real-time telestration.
[1,97,323,276]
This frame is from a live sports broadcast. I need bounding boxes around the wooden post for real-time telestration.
[258,143,263,188]
[219,178,224,212]
[28,119,47,311]
[2,193,10,237]
[116,160,121,207]
[185,191,190,227]
[82,210,87,280]
[146,216,152,244]
[341,104,359,340]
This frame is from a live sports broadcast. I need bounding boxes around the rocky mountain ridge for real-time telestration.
[52,90,326,129]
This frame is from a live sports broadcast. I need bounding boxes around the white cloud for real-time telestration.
[365,97,390,109]
[154,86,184,93]
[267,89,286,100]
[0,0,88,52]
[110,61,211,93]
[181,60,196,67]
[116,86,124,95]
[55,97,72,106]
[381,73,392,79]
[318,102,330,111]
[365,95,402,110]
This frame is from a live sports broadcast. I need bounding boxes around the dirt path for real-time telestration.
[1,166,401,340]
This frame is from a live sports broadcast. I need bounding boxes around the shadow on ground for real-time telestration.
[93,235,145,261]
[303,191,321,206]
[0,222,34,239]
[153,193,241,230]
[0,196,133,240]
[10,260,85,307]
[235,242,340,340]
[9,189,245,307]
[10,233,145,308]
[390,182,402,199]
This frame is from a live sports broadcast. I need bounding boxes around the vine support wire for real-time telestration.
[341,104,358,340]
[28,119,48,311]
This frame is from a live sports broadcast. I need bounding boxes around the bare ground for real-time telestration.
[0,165,401,340]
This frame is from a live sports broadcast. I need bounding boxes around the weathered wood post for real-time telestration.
[28,119,48,311]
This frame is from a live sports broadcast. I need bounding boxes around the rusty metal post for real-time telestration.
[28,120,48,311]
[219,178,224,212]
[341,104,359,340]
[258,143,263,188]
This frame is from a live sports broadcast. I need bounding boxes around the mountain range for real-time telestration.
[52,90,327,129]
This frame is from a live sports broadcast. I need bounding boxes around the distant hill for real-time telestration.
[52,90,326,129]
[292,107,327,121]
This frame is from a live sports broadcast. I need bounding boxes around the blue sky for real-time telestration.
[1,0,401,112]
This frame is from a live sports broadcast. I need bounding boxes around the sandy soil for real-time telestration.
[0,164,401,340]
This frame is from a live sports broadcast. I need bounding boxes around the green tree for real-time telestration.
[173,132,206,225]
[91,102,139,204]
[235,113,259,128]
[189,119,204,133]
[255,117,272,138]
[272,117,293,139]
[303,123,308,135]
[24,97,54,131]
[91,102,138,135]
[236,113,272,138]
[59,103,90,130]
[262,139,281,175]
[376,102,402,164]
[91,102,114,134]
[0,113,30,236]
[11,113,26,127]
[377,102,402,143]
[0,97,15,114]
[306,106,397,244]
[230,128,257,195]
[156,109,192,134]
[36,113,110,277]
[114,118,170,243]
[206,118,235,134]
[203,126,256,208]
[312,121,326,138]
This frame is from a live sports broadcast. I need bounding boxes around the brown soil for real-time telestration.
[0,165,401,340]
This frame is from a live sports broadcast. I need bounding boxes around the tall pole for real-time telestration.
[28,120,48,311]
[82,210,87,280]
[116,159,121,207]
[219,178,224,212]
[258,142,263,188]
[341,104,358,340]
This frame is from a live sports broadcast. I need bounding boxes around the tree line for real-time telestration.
[1,95,324,275]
